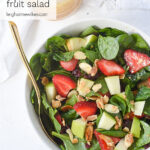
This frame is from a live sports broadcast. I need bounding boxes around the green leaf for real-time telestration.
[80,26,99,37]
[116,34,135,49]
[30,53,42,80]
[65,95,78,106]
[96,130,127,137]
[53,51,74,61]
[95,76,109,94]
[45,36,67,51]
[61,109,79,126]
[42,93,61,133]
[52,132,87,150]
[86,91,101,97]
[89,138,101,150]
[110,95,127,115]
[125,85,134,112]
[40,52,52,72]
[99,27,126,37]
[131,34,150,51]
[30,88,38,114]
[98,35,119,60]
[46,70,75,80]
[136,87,150,101]
[144,99,150,115]
[84,50,100,63]
[136,121,150,147]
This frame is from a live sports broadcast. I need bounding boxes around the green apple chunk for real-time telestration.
[77,78,94,96]
[45,82,56,104]
[134,101,145,116]
[98,112,116,130]
[71,118,87,139]
[114,138,127,150]
[84,34,97,46]
[105,76,121,95]
[66,38,86,51]
[131,117,141,138]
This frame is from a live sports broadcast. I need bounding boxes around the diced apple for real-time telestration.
[105,76,121,95]
[134,101,145,116]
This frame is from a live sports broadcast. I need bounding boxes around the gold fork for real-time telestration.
[9,21,57,145]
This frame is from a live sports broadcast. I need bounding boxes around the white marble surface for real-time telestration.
[0,0,150,149]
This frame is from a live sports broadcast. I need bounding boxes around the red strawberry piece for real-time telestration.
[52,74,76,97]
[73,101,97,118]
[55,113,62,126]
[94,130,114,150]
[60,58,78,71]
[124,49,150,74]
[97,59,125,76]
[111,137,121,144]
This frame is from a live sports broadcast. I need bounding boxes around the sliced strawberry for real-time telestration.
[94,130,113,150]
[111,137,121,144]
[73,101,97,118]
[60,58,78,71]
[55,113,62,126]
[97,59,125,76]
[124,49,150,74]
[52,75,76,97]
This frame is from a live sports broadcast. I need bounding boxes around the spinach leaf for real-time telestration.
[46,70,75,79]
[86,91,101,97]
[125,85,134,112]
[40,52,52,72]
[136,121,150,147]
[52,132,87,150]
[80,26,99,37]
[121,77,136,88]
[30,88,38,114]
[65,95,78,106]
[84,50,100,63]
[42,93,61,133]
[30,53,42,80]
[98,35,119,60]
[96,130,127,137]
[144,99,150,115]
[89,138,101,150]
[136,87,150,101]
[110,95,127,115]
[45,36,67,51]
[127,68,150,82]
[131,34,150,51]
[116,34,135,49]
[61,109,79,126]
[95,76,109,94]
[99,27,126,37]
[53,51,74,61]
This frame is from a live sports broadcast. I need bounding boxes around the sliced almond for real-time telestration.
[62,118,66,126]
[67,90,78,98]
[92,84,102,92]
[87,115,97,122]
[86,96,100,101]
[119,74,125,79]
[96,98,104,109]
[103,95,109,104]
[85,124,93,142]
[61,105,73,112]
[77,95,86,102]
[123,127,129,132]
[79,62,92,74]
[52,100,61,108]
[56,95,66,101]
[114,116,122,130]
[74,51,86,60]
[104,104,119,114]
[66,128,78,144]
[124,133,134,148]
[90,59,99,76]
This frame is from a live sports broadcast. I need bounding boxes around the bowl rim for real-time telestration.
[24,18,150,149]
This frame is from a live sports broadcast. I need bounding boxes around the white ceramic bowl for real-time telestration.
[25,19,150,149]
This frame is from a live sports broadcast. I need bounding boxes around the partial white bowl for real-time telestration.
[25,19,150,149]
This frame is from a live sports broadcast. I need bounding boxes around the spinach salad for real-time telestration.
[30,26,150,150]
